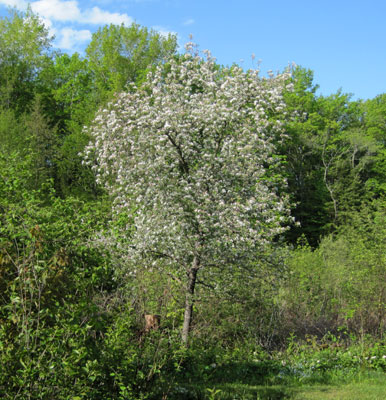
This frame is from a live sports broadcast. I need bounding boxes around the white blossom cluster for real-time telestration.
[83,43,292,276]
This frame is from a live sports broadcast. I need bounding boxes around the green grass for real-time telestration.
[294,383,386,400]
[183,381,386,399]
[173,371,386,399]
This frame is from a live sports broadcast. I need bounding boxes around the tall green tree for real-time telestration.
[85,23,177,102]
[281,67,330,244]
[360,93,386,198]
[23,98,59,188]
[38,53,100,197]
[282,67,377,244]
[39,52,95,135]
[0,7,52,114]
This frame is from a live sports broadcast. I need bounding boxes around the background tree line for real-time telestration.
[0,8,385,399]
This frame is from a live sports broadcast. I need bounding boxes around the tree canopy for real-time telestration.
[85,23,177,102]
[85,43,293,342]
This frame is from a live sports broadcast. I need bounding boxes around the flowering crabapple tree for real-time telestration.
[84,43,292,343]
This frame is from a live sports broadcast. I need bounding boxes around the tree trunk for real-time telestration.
[181,256,199,344]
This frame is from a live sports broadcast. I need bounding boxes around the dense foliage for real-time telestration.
[0,8,385,399]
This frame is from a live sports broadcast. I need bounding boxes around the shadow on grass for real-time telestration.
[205,360,284,386]
[170,360,300,399]
[171,383,298,400]
[168,363,386,400]
[215,384,296,399]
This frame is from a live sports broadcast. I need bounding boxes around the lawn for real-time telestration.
[176,371,386,399]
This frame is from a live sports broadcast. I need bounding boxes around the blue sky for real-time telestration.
[1,0,385,100]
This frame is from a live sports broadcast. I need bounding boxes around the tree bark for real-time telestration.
[181,255,199,344]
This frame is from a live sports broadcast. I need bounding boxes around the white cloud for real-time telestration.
[29,1,132,25]
[31,0,81,22]
[183,18,194,26]
[0,0,27,7]
[58,27,92,50]
[82,6,132,25]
